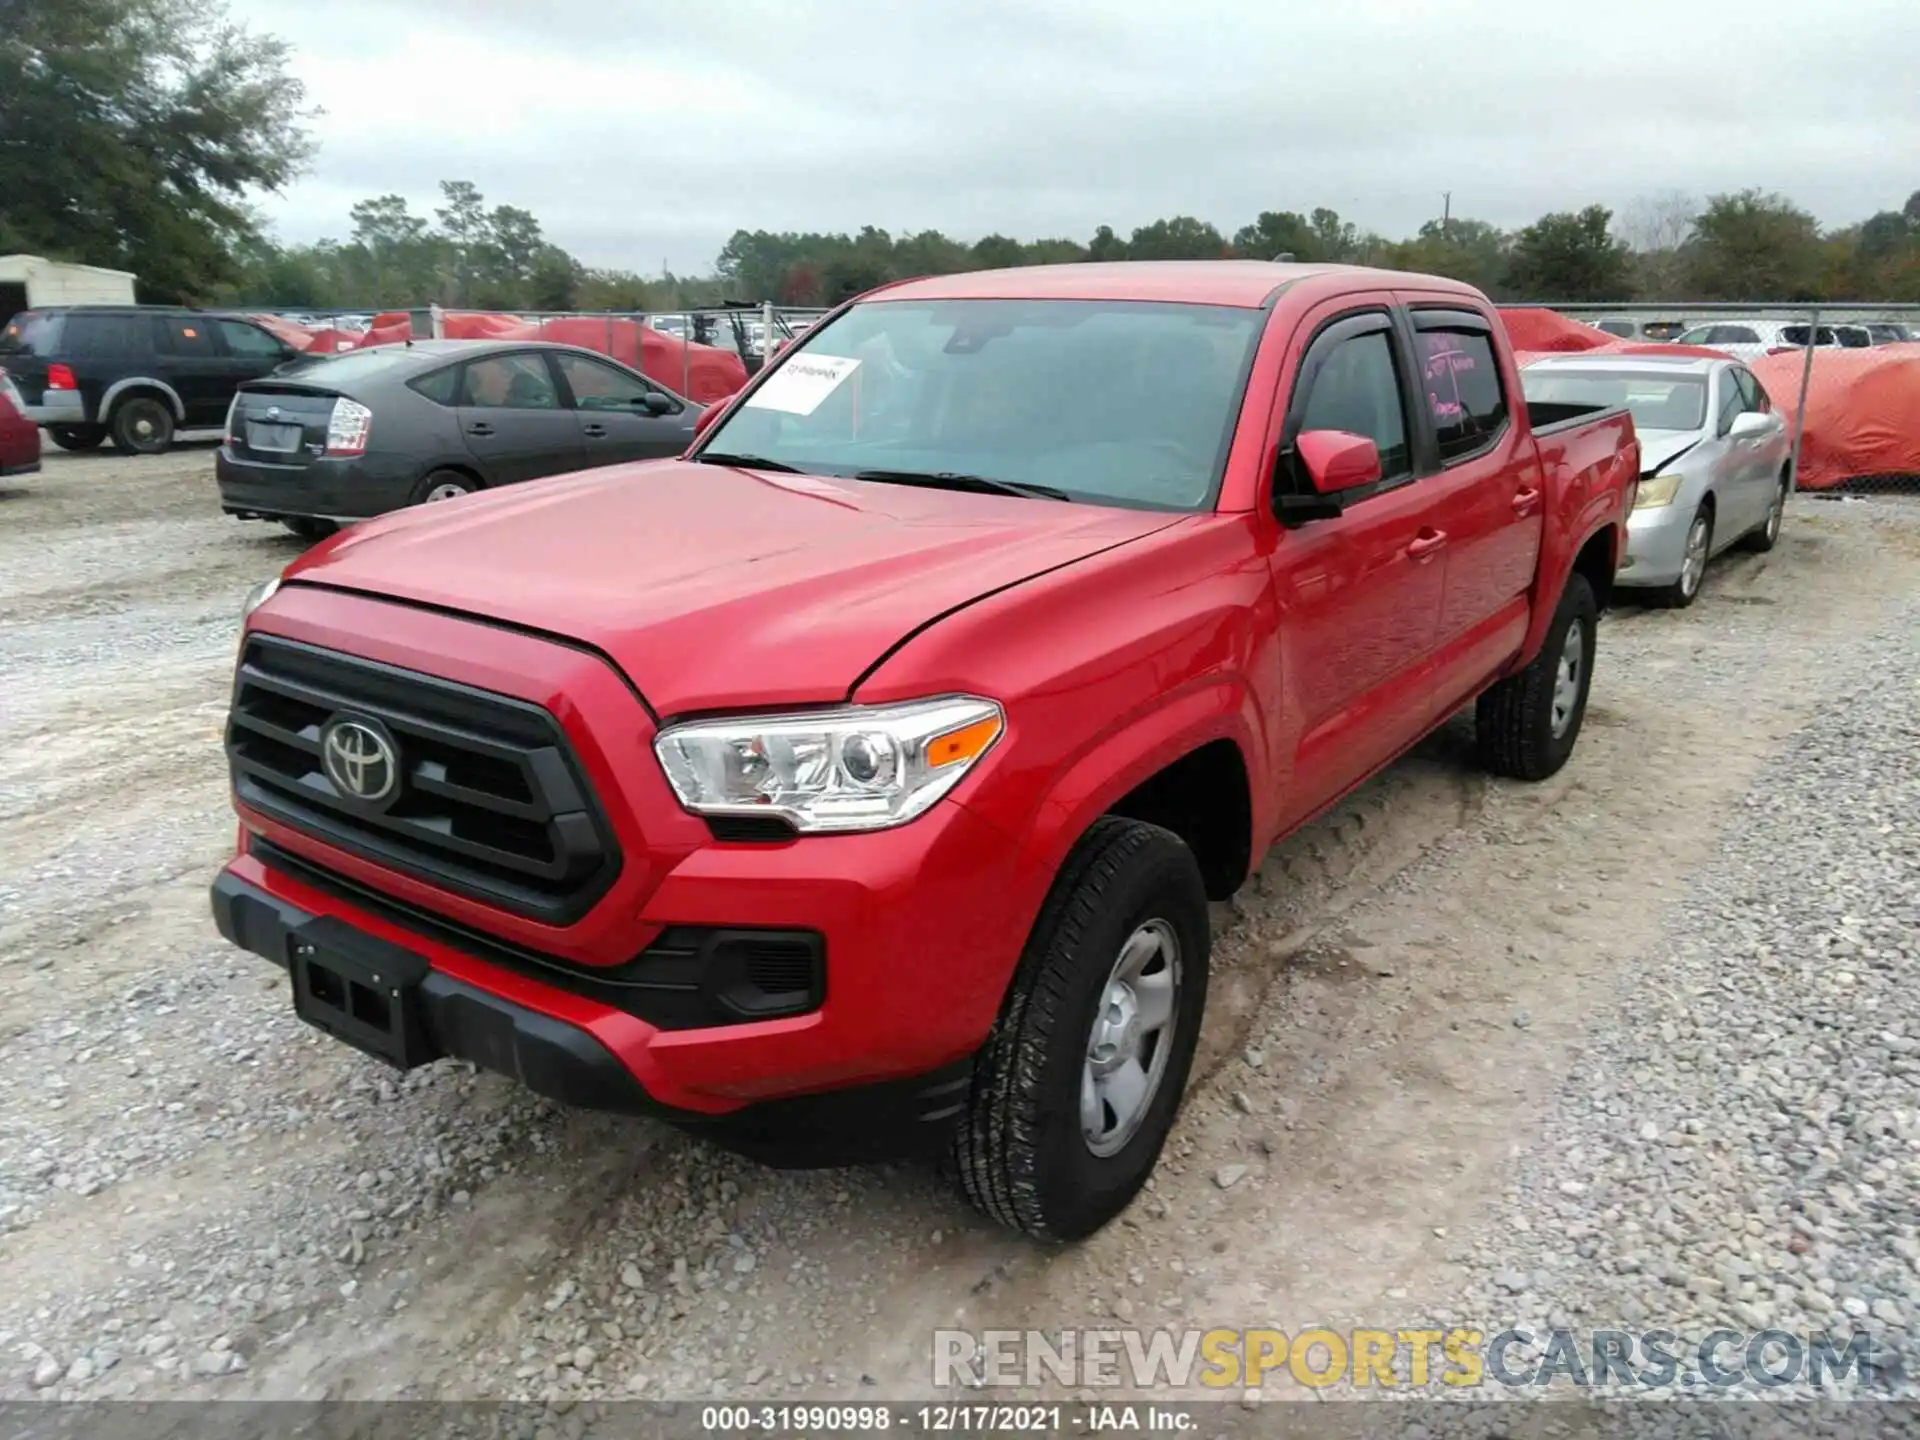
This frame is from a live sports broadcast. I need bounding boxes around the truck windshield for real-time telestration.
[697,298,1265,511]
[1524,370,1708,433]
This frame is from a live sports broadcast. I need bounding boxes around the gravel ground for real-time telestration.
[1444,606,1920,1400]
[4,445,1920,1413]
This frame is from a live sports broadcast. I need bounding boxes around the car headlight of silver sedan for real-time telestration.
[654,696,1004,833]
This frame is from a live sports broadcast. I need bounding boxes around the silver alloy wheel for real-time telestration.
[424,481,472,502]
[1680,515,1710,598]
[1081,918,1180,1158]
[131,412,157,440]
[1550,621,1584,740]
[1765,484,1785,543]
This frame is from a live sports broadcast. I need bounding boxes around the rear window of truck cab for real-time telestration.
[702,298,1265,511]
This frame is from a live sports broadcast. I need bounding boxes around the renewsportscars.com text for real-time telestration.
[932,1326,1890,1391]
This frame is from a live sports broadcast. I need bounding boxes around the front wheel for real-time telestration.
[952,816,1210,1241]
[1475,571,1598,782]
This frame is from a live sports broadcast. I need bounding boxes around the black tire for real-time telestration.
[281,516,338,542]
[952,816,1210,1241]
[1647,504,1712,609]
[109,396,175,455]
[47,424,106,452]
[1475,571,1598,782]
[1739,469,1790,554]
[410,469,480,506]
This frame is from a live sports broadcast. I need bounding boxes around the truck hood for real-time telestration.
[286,460,1185,716]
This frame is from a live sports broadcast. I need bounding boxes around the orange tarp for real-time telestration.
[1750,345,1920,489]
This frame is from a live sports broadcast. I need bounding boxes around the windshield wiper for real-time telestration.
[848,469,1073,502]
[692,452,804,474]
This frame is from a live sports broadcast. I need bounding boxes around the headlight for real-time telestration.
[1635,472,1683,509]
[654,696,1004,833]
[241,576,280,626]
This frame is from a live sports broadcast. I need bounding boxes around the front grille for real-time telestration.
[227,636,619,924]
[250,839,823,1029]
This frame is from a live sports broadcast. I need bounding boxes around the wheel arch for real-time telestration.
[100,377,185,422]
[1013,684,1262,907]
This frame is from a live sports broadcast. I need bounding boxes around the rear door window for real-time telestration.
[1412,317,1508,464]
[460,353,561,409]
[64,313,147,356]
[1709,325,1761,345]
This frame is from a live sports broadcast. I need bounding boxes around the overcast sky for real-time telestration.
[231,0,1919,277]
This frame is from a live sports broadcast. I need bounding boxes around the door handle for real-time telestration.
[1512,486,1542,515]
[1406,529,1448,561]
[582,423,608,438]
[465,422,494,437]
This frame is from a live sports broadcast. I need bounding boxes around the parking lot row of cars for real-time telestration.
[1588,313,1916,356]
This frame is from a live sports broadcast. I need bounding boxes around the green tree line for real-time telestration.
[6,0,1919,313]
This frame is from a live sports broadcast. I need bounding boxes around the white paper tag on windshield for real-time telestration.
[744,354,860,415]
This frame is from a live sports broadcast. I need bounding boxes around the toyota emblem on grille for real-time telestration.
[320,716,400,805]
[266,405,281,420]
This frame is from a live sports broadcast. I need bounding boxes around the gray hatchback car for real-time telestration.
[1522,355,1793,607]
[215,340,703,539]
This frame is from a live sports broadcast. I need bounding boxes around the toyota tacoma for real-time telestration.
[212,262,1638,1240]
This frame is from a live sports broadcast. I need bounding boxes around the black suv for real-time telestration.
[0,306,300,455]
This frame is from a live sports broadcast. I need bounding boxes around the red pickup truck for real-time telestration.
[213,263,1637,1240]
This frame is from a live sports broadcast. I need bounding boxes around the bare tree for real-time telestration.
[1617,191,1699,253]
[1617,191,1699,301]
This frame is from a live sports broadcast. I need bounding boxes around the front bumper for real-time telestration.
[1,451,40,477]
[1618,503,1696,587]
[211,863,978,1165]
[216,445,419,522]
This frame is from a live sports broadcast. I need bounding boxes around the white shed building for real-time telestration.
[0,255,139,324]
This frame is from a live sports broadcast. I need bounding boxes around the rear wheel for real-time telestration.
[281,516,338,542]
[952,816,1210,1241]
[411,470,479,505]
[1740,469,1790,553]
[109,396,175,455]
[47,424,106,452]
[1475,571,1598,782]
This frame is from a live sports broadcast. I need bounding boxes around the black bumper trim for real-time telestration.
[213,868,659,1116]
[210,869,974,1164]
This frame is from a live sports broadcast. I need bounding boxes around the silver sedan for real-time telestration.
[1522,355,1794,607]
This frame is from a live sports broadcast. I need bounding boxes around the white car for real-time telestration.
[1523,354,1793,607]
[1671,320,1845,361]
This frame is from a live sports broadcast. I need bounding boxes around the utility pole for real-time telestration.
[1441,191,1452,239]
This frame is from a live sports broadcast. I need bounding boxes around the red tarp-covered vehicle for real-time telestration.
[1750,345,1920,489]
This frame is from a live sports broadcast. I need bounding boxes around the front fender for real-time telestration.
[957,678,1264,938]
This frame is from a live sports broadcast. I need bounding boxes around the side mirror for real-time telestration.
[1296,429,1384,494]
[691,403,723,439]
[640,391,676,416]
[1726,411,1773,441]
